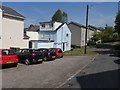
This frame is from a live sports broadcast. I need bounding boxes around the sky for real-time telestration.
[2,2,119,28]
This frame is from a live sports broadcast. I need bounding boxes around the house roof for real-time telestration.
[0,6,25,19]
[23,33,30,39]
[68,21,86,28]
[88,25,100,30]
[39,21,55,24]
[27,25,39,31]
[55,23,65,31]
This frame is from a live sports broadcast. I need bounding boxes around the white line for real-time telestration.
[56,55,98,88]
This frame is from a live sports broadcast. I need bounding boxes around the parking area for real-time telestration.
[2,55,95,88]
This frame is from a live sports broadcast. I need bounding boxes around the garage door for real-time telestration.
[38,42,54,48]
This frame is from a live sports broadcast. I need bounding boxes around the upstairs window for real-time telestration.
[49,24,53,28]
[41,24,45,28]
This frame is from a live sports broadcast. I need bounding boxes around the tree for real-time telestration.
[52,9,62,22]
[62,12,67,23]
[115,11,120,39]
[92,25,117,43]
[52,9,68,23]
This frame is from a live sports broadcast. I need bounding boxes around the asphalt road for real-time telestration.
[62,44,120,88]
[2,55,94,88]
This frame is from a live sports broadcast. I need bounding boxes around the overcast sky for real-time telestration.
[2,2,118,28]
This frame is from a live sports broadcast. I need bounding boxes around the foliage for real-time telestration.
[115,11,120,38]
[91,25,118,43]
[52,9,68,23]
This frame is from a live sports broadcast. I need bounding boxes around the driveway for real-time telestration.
[62,43,120,88]
[2,55,95,88]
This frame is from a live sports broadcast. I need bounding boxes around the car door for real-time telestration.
[58,49,63,57]
[8,50,18,63]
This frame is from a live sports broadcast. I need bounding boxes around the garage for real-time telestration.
[29,40,54,49]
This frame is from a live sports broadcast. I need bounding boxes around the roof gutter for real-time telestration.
[3,12,25,20]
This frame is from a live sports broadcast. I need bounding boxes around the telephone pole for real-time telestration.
[84,5,89,54]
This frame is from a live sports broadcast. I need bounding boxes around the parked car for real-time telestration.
[50,48,64,58]
[0,49,19,67]
[10,47,20,53]
[37,48,56,61]
[16,48,44,65]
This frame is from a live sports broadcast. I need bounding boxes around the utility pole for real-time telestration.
[84,5,89,54]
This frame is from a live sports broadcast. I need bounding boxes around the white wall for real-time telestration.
[2,17,28,48]
[39,31,56,41]
[54,22,62,30]
[80,28,86,46]
[37,42,54,49]
[0,9,2,48]
[56,24,71,51]
[26,31,38,40]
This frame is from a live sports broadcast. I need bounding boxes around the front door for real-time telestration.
[29,41,32,48]
[63,43,65,51]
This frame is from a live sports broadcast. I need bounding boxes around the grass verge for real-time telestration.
[64,50,96,56]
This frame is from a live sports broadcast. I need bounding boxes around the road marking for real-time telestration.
[56,55,98,88]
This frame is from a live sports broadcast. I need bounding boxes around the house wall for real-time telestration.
[68,24,81,47]
[37,42,54,49]
[54,22,62,30]
[0,9,2,48]
[80,27,86,47]
[56,24,71,51]
[2,16,28,48]
[39,31,56,41]
[87,29,94,40]
[26,31,38,40]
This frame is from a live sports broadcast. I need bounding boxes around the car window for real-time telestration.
[22,50,28,53]
[9,50,15,55]
[58,49,62,53]
[2,50,15,55]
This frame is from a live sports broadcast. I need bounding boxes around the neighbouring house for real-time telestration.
[88,25,101,34]
[26,21,71,51]
[68,21,100,47]
[0,6,29,48]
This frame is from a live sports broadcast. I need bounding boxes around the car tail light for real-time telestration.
[0,55,2,60]
[31,53,36,56]
[48,53,50,56]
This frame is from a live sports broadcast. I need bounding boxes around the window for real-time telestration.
[58,49,62,53]
[2,50,15,55]
[49,24,53,28]
[66,33,69,37]
[41,24,45,28]
[21,50,28,53]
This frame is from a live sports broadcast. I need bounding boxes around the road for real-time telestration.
[2,55,95,88]
[62,44,120,88]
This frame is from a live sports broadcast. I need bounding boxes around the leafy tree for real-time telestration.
[62,12,67,23]
[115,11,120,39]
[92,25,117,43]
[52,9,68,23]
[52,9,62,22]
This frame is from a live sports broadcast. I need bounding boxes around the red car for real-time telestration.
[0,49,19,67]
[50,48,64,58]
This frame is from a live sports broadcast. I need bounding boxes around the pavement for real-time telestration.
[61,43,120,88]
[2,55,95,88]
